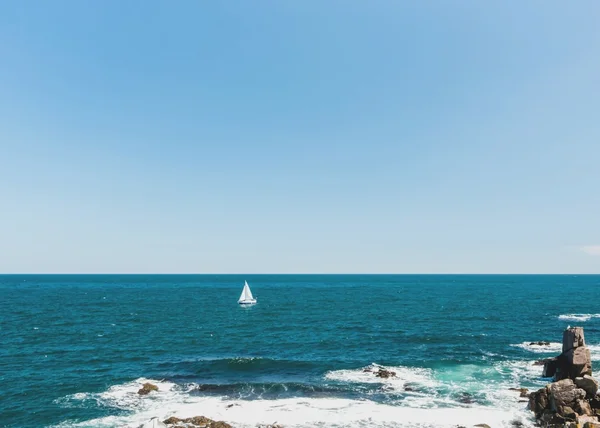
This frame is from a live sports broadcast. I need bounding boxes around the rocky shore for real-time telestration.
[529,327,600,428]
[136,328,599,428]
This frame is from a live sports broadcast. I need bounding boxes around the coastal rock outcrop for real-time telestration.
[529,327,600,427]
[138,383,159,395]
[162,416,232,428]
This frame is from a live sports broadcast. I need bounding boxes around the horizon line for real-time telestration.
[0,272,598,276]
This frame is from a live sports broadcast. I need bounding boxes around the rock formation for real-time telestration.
[162,416,232,428]
[529,327,599,427]
[138,382,159,395]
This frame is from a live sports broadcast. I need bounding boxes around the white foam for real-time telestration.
[558,314,600,322]
[53,393,535,428]
[52,369,539,428]
[512,341,600,361]
[325,364,438,391]
[511,342,562,353]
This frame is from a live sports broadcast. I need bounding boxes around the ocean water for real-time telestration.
[2,274,600,428]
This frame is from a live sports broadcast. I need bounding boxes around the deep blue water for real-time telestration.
[2,274,600,428]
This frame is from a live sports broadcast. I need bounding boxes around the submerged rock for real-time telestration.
[138,383,159,395]
[530,341,551,346]
[375,368,396,379]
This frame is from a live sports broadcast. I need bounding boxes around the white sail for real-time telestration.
[243,281,254,300]
[238,280,256,304]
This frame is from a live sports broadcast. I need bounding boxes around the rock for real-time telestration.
[211,423,233,428]
[548,379,586,412]
[138,383,159,395]
[542,357,559,378]
[184,416,216,425]
[563,327,586,353]
[530,341,551,346]
[474,424,491,428]
[590,397,600,409]
[576,375,600,397]
[529,386,549,418]
[375,369,396,378]
[579,415,600,426]
[561,405,578,421]
[540,409,566,426]
[578,399,594,416]
[555,347,593,380]
[162,416,232,428]
[584,420,600,428]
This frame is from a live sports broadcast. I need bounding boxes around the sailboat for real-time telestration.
[238,280,257,305]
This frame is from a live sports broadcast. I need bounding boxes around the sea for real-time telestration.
[2,274,600,428]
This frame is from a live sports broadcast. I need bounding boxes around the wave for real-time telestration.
[52,377,536,428]
[511,342,562,353]
[325,363,438,392]
[558,314,600,322]
[511,342,600,361]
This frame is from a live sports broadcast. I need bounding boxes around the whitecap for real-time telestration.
[512,341,600,361]
[511,342,562,353]
[324,363,438,391]
[558,314,600,322]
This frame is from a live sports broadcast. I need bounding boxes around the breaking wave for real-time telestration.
[558,314,600,322]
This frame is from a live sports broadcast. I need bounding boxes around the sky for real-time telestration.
[0,1,599,274]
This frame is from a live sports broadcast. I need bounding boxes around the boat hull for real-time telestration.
[238,300,257,306]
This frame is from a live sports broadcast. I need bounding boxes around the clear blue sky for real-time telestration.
[1,1,599,273]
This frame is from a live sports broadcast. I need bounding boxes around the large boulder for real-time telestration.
[575,375,599,397]
[555,347,593,380]
[548,379,586,413]
[564,327,586,353]
[529,387,550,418]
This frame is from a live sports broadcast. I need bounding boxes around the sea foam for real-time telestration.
[558,314,600,322]
[53,366,537,428]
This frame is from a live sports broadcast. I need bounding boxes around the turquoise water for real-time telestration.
[2,274,600,428]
